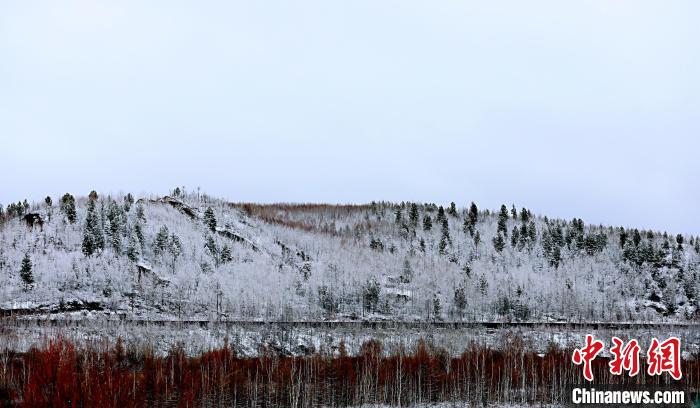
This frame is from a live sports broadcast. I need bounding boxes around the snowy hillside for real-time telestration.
[0,189,698,323]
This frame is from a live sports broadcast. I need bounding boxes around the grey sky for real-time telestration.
[1,1,699,234]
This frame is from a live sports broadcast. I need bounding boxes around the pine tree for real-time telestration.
[44,196,52,207]
[89,190,98,201]
[448,202,457,216]
[205,235,220,266]
[409,203,419,227]
[419,238,426,253]
[497,205,509,236]
[168,234,183,272]
[473,230,481,247]
[203,207,217,231]
[123,193,134,212]
[82,199,104,256]
[436,206,446,224]
[441,217,450,244]
[439,235,448,255]
[107,200,125,252]
[492,232,505,252]
[511,226,520,248]
[520,207,530,222]
[20,253,33,290]
[511,204,517,219]
[432,294,442,320]
[468,202,478,226]
[220,245,233,264]
[153,226,170,256]
[126,230,140,262]
[454,286,467,319]
[422,215,432,231]
[60,193,77,224]
[136,203,146,223]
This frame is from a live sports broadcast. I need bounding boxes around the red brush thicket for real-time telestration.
[0,336,698,407]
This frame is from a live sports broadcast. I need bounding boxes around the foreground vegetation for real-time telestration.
[0,336,698,407]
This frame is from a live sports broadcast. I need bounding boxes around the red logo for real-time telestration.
[572,335,605,382]
[647,337,682,380]
[572,336,682,381]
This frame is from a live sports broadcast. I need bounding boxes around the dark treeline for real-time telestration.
[1,337,698,407]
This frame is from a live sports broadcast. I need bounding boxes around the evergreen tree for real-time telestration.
[136,203,146,223]
[205,235,220,266]
[448,202,457,216]
[439,235,448,255]
[123,193,134,212]
[511,226,520,248]
[44,196,52,207]
[394,206,403,224]
[409,203,419,227]
[126,230,140,262]
[220,245,233,264]
[436,206,446,224]
[82,199,104,256]
[492,232,505,252]
[60,193,77,224]
[520,207,530,222]
[497,204,509,236]
[468,202,478,226]
[400,258,413,283]
[422,215,432,231]
[167,234,183,272]
[89,190,98,201]
[203,207,217,231]
[153,226,170,256]
[419,238,426,252]
[107,200,125,252]
[440,217,450,245]
[511,204,517,219]
[432,294,442,320]
[473,230,481,247]
[454,286,467,319]
[675,234,684,251]
[619,228,628,248]
[20,253,33,290]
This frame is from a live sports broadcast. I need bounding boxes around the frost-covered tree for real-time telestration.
[89,190,98,201]
[448,202,457,216]
[220,245,233,264]
[60,193,77,223]
[394,206,402,224]
[497,204,509,236]
[167,234,183,272]
[432,294,442,320]
[82,199,104,257]
[409,203,419,227]
[454,286,467,319]
[107,200,126,252]
[468,202,478,226]
[153,226,170,256]
[422,215,432,231]
[124,193,134,212]
[20,253,33,290]
[203,207,217,231]
[492,232,505,253]
[205,235,220,265]
[136,203,146,223]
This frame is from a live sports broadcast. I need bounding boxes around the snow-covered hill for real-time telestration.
[0,189,698,323]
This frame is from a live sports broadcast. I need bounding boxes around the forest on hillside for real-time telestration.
[0,188,698,323]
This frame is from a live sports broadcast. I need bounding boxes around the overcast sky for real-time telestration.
[1,1,698,234]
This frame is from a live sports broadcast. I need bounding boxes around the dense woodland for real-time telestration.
[0,188,698,323]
